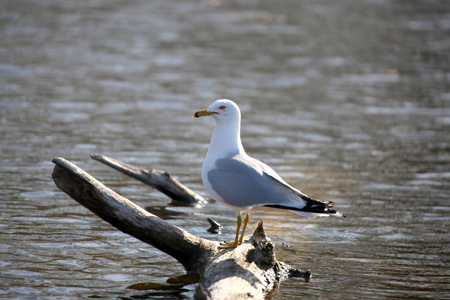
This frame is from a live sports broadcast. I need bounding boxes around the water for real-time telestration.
[1,0,449,299]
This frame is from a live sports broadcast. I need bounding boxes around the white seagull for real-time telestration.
[193,99,345,248]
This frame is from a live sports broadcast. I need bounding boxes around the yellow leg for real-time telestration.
[238,213,250,245]
[219,215,241,249]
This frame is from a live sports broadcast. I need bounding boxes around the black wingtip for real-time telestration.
[264,204,346,217]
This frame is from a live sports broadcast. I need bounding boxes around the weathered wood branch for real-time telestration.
[90,153,205,204]
[52,157,215,272]
[51,157,309,299]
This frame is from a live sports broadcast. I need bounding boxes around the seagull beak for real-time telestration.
[193,109,215,118]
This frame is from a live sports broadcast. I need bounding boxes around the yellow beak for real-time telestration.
[193,109,215,118]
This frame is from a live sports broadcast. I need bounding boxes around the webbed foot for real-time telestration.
[218,240,239,249]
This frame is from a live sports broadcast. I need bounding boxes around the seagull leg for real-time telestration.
[238,213,250,245]
[219,214,242,249]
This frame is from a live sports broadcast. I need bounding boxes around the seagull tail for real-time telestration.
[297,193,347,218]
[264,197,346,218]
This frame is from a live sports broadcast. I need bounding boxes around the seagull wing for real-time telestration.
[208,154,340,217]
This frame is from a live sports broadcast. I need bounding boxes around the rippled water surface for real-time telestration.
[1,0,449,299]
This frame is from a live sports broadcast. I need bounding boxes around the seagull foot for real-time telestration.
[218,240,239,249]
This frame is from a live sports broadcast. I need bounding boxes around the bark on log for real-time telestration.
[51,157,309,299]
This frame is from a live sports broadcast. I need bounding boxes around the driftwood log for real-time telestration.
[51,156,310,299]
[90,154,205,204]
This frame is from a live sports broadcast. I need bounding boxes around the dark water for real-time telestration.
[1,0,449,299]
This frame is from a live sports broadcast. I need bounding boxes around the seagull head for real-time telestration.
[193,99,241,123]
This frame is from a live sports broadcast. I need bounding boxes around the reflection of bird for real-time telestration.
[193,99,345,248]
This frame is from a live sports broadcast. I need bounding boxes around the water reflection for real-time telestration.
[1,0,449,299]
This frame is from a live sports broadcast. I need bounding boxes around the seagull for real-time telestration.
[193,99,345,248]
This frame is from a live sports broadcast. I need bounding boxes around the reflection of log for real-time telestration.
[51,157,309,299]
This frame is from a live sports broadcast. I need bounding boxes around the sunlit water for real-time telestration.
[1,0,449,299]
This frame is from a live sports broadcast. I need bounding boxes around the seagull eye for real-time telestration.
[219,106,226,110]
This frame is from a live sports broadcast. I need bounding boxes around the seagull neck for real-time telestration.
[207,120,246,158]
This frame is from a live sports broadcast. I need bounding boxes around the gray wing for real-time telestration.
[207,154,309,209]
